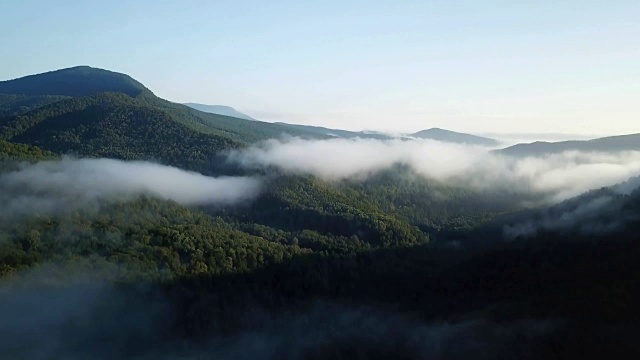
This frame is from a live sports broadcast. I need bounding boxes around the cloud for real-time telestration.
[228,137,640,202]
[0,158,261,219]
[228,137,489,181]
[0,264,171,359]
[503,195,620,239]
[503,176,640,239]
[503,151,640,200]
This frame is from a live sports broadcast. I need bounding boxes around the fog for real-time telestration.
[503,195,620,239]
[504,176,640,239]
[229,137,640,202]
[0,264,556,360]
[0,158,261,219]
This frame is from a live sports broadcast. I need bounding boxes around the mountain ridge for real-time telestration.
[410,128,499,146]
[273,122,394,140]
[183,103,256,121]
[0,66,149,98]
[0,66,332,172]
[497,133,640,157]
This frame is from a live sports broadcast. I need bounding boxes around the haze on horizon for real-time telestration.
[0,0,638,136]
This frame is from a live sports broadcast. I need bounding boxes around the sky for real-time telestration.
[0,0,638,136]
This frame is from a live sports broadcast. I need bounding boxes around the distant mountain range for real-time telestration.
[179,104,394,140]
[183,103,256,121]
[183,107,503,144]
[273,123,394,140]
[2,65,638,160]
[410,128,499,146]
[482,132,597,143]
[497,133,640,157]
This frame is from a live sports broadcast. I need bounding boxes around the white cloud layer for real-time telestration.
[229,137,640,202]
[0,158,261,218]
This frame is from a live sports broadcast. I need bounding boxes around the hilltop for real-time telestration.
[183,103,256,121]
[0,66,149,98]
[410,128,499,146]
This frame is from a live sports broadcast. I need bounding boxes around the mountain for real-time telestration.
[0,66,428,250]
[0,140,57,171]
[0,94,71,118]
[498,133,640,157]
[410,128,499,146]
[0,93,244,172]
[0,66,149,98]
[183,105,396,139]
[183,103,256,121]
[482,132,597,142]
[274,122,394,140]
[502,176,640,239]
[0,66,143,117]
[0,66,327,172]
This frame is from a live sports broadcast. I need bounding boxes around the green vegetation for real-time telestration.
[0,197,309,280]
[0,67,326,173]
[0,140,56,161]
[0,93,70,117]
[0,140,57,171]
[1,66,639,358]
[342,165,531,232]
[219,175,429,252]
[0,66,149,97]
[1,93,240,171]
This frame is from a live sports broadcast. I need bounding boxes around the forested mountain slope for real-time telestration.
[0,66,149,97]
[0,93,240,171]
[342,165,531,232]
[0,94,71,117]
[0,139,58,171]
[217,175,429,251]
[0,140,56,161]
[1,172,638,358]
[0,67,325,163]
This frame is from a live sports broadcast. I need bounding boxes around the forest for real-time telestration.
[1,66,640,359]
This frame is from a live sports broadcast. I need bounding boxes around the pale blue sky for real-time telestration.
[0,0,638,135]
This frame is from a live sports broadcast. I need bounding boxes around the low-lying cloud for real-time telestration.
[0,158,261,219]
[504,176,640,239]
[229,137,488,181]
[504,195,621,239]
[229,137,640,202]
